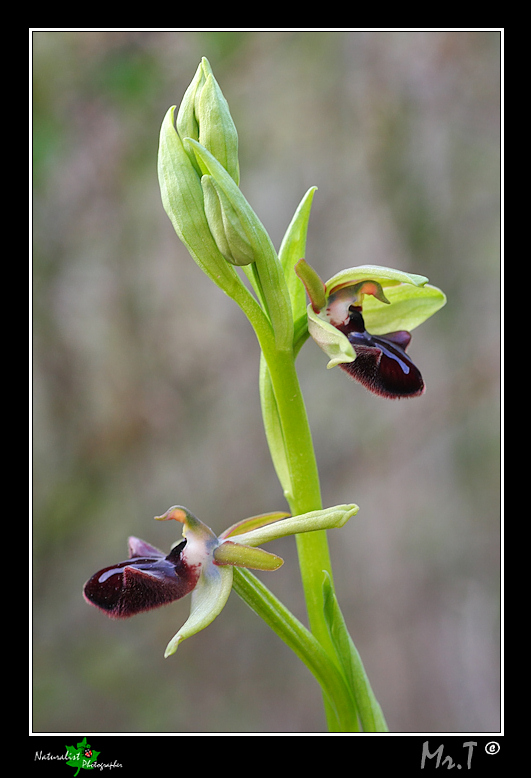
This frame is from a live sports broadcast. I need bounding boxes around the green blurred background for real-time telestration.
[32,30,501,733]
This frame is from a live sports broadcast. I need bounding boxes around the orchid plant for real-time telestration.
[83,58,446,733]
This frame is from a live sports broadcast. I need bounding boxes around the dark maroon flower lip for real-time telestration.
[336,307,424,399]
[83,538,200,619]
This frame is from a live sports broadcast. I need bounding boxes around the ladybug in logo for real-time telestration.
[84,749,93,758]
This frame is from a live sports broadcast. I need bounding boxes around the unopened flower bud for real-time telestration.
[202,175,255,266]
[176,57,240,185]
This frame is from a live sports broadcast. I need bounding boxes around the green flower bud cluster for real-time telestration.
[158,58,250,279]
[175,59,257,268]
[158,57,295,349]
[176,57,240,186]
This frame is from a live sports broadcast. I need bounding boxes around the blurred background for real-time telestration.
[32,30,501,734]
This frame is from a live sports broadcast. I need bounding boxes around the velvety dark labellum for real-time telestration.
[337,307,424,399]
[83,538,199,618]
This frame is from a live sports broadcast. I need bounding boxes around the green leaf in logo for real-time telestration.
[65,737,100,776]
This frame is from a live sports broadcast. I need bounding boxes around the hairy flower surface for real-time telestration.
[83,536,199,618]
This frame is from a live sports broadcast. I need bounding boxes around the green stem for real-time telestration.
[259,342,348,729]
[261,347,328,605]
[232,568,359,732]
[219,196,356,728]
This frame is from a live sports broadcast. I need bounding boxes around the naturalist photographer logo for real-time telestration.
[34,737,122,774]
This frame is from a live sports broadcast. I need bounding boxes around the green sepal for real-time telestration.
[164,564,233,657]
[325,264,429,293]
[322,572,388,732]
[230,504,359,548]
[361,281,447,336]
[213,540,284,570]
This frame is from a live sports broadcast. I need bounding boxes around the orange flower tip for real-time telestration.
[154,506,188,524]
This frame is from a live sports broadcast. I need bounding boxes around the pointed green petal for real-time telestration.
[213,540,284,570]
[164,564,233,657]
